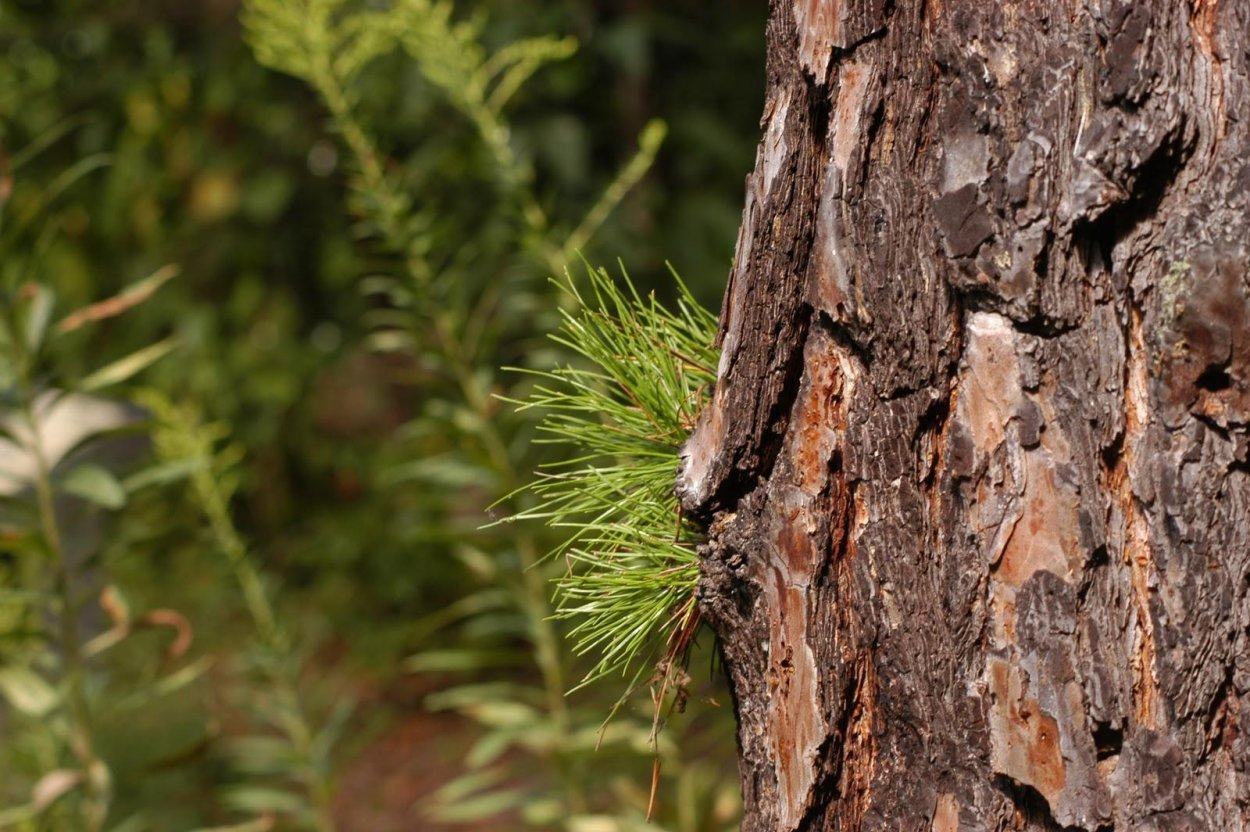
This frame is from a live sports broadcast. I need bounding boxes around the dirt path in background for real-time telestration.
[330,676,525,831]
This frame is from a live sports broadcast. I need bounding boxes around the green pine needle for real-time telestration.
[507,263,718,692]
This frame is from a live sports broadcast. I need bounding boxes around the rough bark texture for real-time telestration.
[677,2,1250,829]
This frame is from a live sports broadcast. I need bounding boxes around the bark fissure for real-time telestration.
[1117,304,1163,733]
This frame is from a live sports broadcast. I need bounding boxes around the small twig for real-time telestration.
[646,756,662,822]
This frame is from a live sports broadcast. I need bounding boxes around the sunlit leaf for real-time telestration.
[221,786,308,816]
[520,799,563,826]
[0,666,60,716]
[380,455,495,489]
[427,787,529,823]
[57,264,179,334]
[404,648,526,673]
[114,656,214,710]
[23,284,55,353]
[424,681,546,712]
[188,816,276,832]
[568,815,650,832]
[6,154,112,242]
[121,457,208,492]
[108,814,159,832]
[31,769,83,812]
[425,766,509,805]
[465,729,519,768]
[227,737,300,775]
[59,463,127,509]
[0,589,51,606]
[308,696,355,763]
[9,114,93,171]
[0,804,37,825]
[80,337,178,391]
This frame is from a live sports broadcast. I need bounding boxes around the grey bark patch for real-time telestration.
[935,184,995,259]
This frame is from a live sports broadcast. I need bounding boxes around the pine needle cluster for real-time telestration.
[510,265,718,693]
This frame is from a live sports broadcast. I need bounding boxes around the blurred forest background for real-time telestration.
[0,1,765,829]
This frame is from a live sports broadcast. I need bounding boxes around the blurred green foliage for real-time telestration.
[1,0,766,828]
[1,0,764,631]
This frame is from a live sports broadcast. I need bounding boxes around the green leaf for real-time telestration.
[458,700,540,729]
[0,420,23,449]
[0,589,51,606]
[121,457,208,492]
[221,785,308,816]
[226,736,299,776]
[107,814,156,832]
[424,682,545,713]
[403,648,524,673]
[115,656,214,710]
[562,121,667,259]
[59,464,127,509]
[0,805,37,825]
[465,729,519,768]
[427,787,529,823]
[520,799,563,826]
[425,767,509,806]
[308,696,355,763]
[31,154,112,216]
[484,35,578,112]
[31,769,84,812]
[0,666,60,716]
[380,454,495,489]
[568,815,652,832]
[56,264,179,334]
[80,337,178,391]
[189,819,281,832]
[23,284,55,353]
[9,114,93,171]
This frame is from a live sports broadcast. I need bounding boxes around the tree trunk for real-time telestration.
[677,2,1250,829]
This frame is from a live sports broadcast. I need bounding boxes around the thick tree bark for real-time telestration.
[677,2,1250,829]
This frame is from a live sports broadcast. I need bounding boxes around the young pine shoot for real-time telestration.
[508,265,718,702]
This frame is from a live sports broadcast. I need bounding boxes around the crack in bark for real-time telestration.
[1122,304,1164,731]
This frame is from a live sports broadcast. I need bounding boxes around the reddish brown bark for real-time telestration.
[679,2,1250,829]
